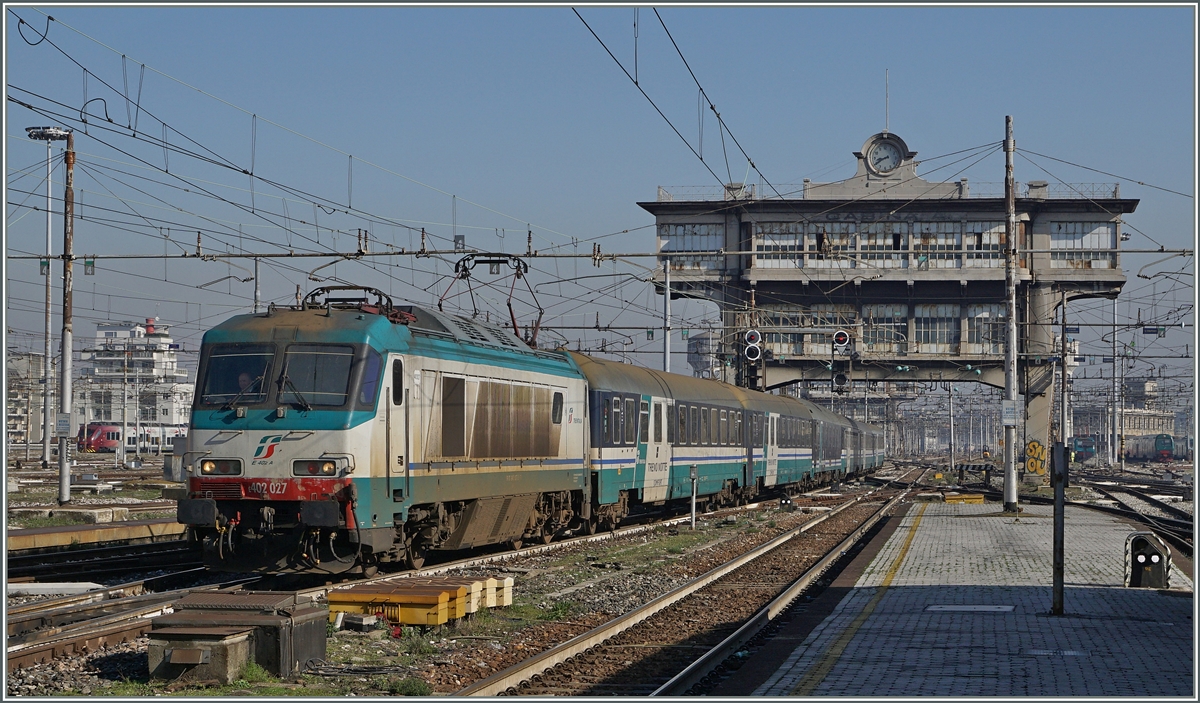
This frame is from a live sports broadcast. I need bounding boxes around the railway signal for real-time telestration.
[833,329,850,353]
[743,329,762,361]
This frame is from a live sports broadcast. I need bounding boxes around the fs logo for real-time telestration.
[254,435,284,459]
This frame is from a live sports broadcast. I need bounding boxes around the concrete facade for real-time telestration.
[640,131,1138,459]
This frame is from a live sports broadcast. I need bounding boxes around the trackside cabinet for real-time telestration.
[1124,532,1171,589]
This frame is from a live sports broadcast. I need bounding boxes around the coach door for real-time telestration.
[386,358,407,503]
[643,399,670,502]
[765,413,779,485]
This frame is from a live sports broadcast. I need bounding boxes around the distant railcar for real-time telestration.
[1068,436,1097,462]
[77,422,187,453]
[175,287,885,576]
[1124,433,1174,463]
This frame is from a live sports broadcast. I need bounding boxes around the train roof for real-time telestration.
[566,352,865,428]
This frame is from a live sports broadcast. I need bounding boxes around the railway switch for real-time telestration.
[1124,532,1171,589]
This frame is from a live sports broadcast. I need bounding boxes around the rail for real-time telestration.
[455,490,882,696]
[652,487,911,695]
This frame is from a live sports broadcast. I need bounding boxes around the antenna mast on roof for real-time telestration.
[885,69,889,135]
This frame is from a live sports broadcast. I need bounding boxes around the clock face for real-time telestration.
[868,140,902,174]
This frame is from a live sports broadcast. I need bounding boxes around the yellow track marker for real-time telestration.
[790,503,928,696]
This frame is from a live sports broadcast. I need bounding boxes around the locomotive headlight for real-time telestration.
[200,459,242,475]
[293,459,341,476]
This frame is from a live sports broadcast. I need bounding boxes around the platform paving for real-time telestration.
[750,502,1194,697]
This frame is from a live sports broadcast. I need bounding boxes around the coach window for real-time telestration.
[690,406,700,446]
[719,410,728,446]
[625,398,638,445]
[392,360,404,405]
[612,397,623,445]
[666,403,675,444]
[639,401,650,444]
[678,405,688,445]
[653,403,663,443]
[700,407,709,446]
[771,417,777,445]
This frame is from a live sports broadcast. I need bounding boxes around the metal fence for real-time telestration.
[657,182,1121,201]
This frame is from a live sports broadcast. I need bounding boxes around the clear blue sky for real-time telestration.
[4,3,1195,389]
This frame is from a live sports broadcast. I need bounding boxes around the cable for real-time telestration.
[573,8,724,186]
[1018,148,1192,199]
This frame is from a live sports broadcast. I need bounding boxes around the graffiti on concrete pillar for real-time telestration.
[1025,440,1048,476]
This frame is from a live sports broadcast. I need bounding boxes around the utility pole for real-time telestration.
[254,257,261,314]
[663,257,670,373]
[120,343,128,468]
[1052,292,1068,615]
[1111,297,1118,466]
[27,127,68,468]
[1119,343,1126,473]
[949,384,957,483]
[1002,116,1020,513]
[57,129,76,504]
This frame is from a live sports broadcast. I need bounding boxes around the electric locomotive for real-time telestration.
[176,287,883,575]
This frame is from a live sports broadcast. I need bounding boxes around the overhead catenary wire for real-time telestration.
[8,9,583,252]
[9,9,1190,371]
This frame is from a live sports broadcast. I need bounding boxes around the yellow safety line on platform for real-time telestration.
[790,502,927,696]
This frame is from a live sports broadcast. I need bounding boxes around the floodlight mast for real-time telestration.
[26,126,73,504]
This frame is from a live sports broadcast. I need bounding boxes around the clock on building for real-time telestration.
[867,138,903,175]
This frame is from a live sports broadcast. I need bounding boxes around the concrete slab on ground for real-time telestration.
[744,502,1194,698]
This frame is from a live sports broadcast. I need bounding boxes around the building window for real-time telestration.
[860,221,907,268]
[753,222,805,269]
[1050,222,1116,269]
[806,223,855,269]
[808,304,857,353]
[863,303,908,353]
[763,308,805,357]
[912,222,961,269]
[914,304,961,352]
[966,304,1006,354]
[965,221,1004,268]
[659,223,724,271]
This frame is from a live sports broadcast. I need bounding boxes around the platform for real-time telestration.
[716,502,1194,697]
[6,518,187,552]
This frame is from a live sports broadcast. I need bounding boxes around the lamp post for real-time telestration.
[28,126,73,503]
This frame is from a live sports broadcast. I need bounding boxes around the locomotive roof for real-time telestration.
[203,302,581,377]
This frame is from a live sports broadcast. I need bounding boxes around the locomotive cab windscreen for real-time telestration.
[195,342,383,411]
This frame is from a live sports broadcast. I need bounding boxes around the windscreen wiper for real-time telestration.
[220,374,264,410]
[277,361,313,411]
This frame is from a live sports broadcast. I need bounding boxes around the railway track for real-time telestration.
[7,539,204,581]
[5,466,919,689]
[1095,485,1194,522]
[6,572,257,671]
[453,486,912,696]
